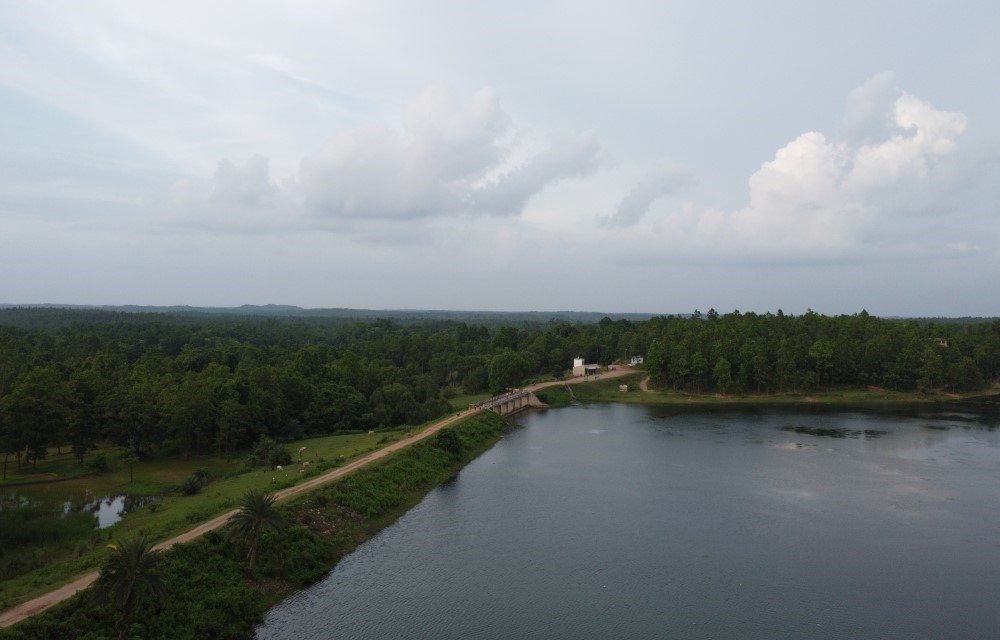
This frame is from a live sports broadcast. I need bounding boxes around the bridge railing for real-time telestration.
[471,389,531,412]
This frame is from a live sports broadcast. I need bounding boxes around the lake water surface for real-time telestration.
[257,401,1000,639]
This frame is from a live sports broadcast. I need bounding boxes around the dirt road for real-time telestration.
[0,366,635,628]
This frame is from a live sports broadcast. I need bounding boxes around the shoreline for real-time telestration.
[2,367,994,634]
[539,372,1000,409]
[0,413,511,639]
[0,368,634,630]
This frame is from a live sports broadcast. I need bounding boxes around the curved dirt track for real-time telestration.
[0,366,635,628]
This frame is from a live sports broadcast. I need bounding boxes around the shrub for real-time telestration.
[268,447,291,468]
[253,435,292,468]
[433,429,463,456]
[180,475,202,496]
[239,455,256,473]
[90,452,109,474]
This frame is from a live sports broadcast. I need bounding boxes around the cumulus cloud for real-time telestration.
[630,77,968,257]
[210,155,277,207]
[471,130,602,215]
[296,86,600,221]
[843,92,967,192]
[169,155,287,230]
[169,86,602,229]
[841,71,898,144]
[603,163,693,227]
[730,131,856,249]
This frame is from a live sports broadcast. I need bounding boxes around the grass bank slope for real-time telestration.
[536,374,999,407]
[0,412,508,640]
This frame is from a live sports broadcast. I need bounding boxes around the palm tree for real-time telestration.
[93,535,165,640]
[229,489,283,574]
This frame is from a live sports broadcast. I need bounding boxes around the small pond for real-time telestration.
[0,488,157,530]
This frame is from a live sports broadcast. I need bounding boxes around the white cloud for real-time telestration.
[171,86,603,226]
[841,71,898,144]
[297,87,504,220]
[472,130,602,216]
[624,78,969,257]
[210,155,276,207]
[169,155,289,231]
[603,164,693,227]
[843,92,966,192]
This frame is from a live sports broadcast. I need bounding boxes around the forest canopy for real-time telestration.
[1,308,998,471]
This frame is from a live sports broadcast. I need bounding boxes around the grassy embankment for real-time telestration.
[0,411,509,640]
[0,418,447,612]
[536,373,999,408]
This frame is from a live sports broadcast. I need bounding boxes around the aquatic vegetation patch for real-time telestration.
[780,426,887,439]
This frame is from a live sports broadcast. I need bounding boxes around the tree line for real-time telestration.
[640,309,1000,393]
[1,308,998,475]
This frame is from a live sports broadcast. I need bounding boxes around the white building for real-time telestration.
[629,355,644,366]
[572,357,601,377]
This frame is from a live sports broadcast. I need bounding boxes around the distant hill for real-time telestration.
[0,303,659,326]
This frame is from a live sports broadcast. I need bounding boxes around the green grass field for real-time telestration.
[0,428,415,611]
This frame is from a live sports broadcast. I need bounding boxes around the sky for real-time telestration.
[1,1,998,316]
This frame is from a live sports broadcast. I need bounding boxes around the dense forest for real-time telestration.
[1,308,998,475]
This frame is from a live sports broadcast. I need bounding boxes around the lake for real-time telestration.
[256,401,1000,639]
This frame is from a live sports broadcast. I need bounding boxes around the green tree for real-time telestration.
[808,339,835,387]
[487,350,530,395]
[110,368,165,455]
[252,435,290,468]
[228,489,284,574]
[918,346,945,391]
[491,326,521,351]
[121,448,140,483]
[0,406,12,480]
[161,369,221,455]
[689,351,709,392]
[713,357,733,393]
[216,391,252,459]
[645,338,667,379]
[67,367,105,464]
[948,356,983,391]
[4,366,71,467]
[371,382,419,427]
[93,536,165,640]
[738,337,770,392]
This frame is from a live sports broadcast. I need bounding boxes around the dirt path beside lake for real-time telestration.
[0,366,636,628]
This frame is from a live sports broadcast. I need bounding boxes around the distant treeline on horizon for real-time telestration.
[2,303,997,326]
[0,303,658,327]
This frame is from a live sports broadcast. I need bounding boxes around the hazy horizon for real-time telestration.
[4,302,996,321]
